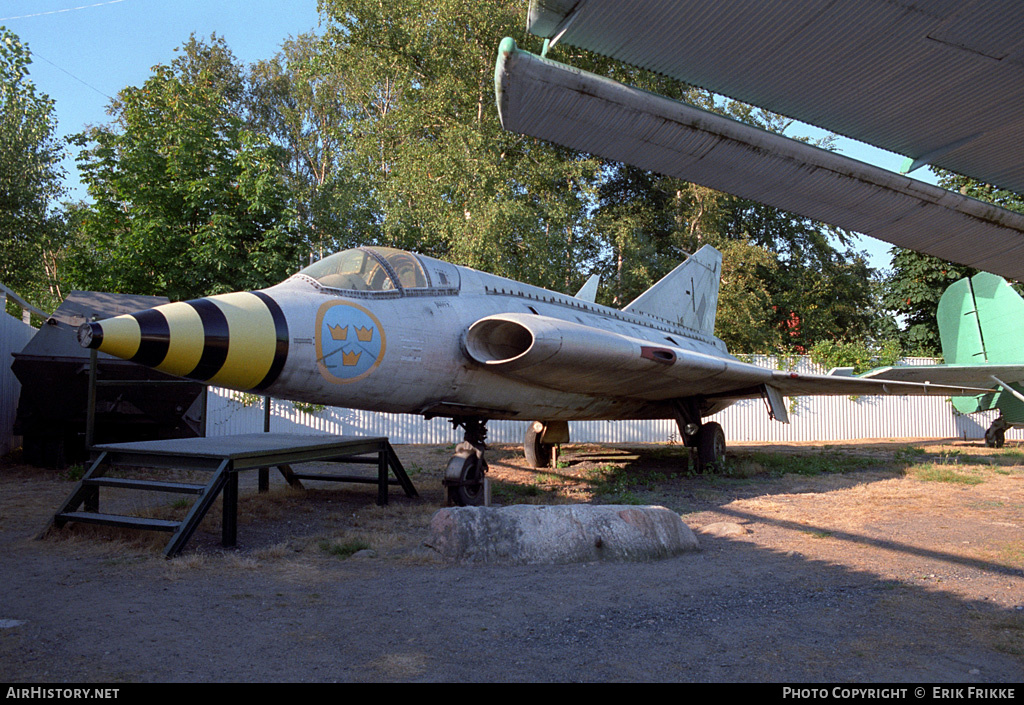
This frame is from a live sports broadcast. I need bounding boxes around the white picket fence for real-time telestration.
[203,356,1020,445]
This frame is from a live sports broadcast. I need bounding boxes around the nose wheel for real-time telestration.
[444,418,489,506]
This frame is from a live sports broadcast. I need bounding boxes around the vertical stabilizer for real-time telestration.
[623,245,721,336]
[574,274,600,303]
[938,272,1024,365]
[937,271,1024,416]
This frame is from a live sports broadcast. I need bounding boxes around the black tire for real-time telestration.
[445,452,488,506]
[696,422,726,473]
[524,424,553,469]
[985,425,1006,449]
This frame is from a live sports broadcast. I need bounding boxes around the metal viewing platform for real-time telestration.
[45,433,417,557]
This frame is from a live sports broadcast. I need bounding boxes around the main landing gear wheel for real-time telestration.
[985,416,1008,449]
[524,424,554,469]
[696,421,726,473]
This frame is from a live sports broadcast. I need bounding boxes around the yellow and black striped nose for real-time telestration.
[78,291,288,392]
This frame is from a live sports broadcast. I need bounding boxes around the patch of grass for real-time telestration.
[610,491,645,505]
[936,449,963,464]
[60,464,86,482]
[582,460,690,503]
[718,457,766,478]
[318,538,372,559]
[894,446,927,464]
[999,541,1024,566]
[909,464,984,485]
[742,451,882,477]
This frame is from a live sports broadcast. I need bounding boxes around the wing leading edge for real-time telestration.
[494,38,1024,282]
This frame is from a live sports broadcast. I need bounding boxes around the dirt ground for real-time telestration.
[1,437,1022,683]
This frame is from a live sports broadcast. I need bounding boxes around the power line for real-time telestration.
[29,49,114,101]
[0,0,133,22]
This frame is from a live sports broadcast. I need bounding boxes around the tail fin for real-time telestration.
[938,271,1024,415]
[623,245,721,336]
[938,271,1024,365]
[574,274,600,303]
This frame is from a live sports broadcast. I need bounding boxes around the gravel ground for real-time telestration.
[1,439,1022,683]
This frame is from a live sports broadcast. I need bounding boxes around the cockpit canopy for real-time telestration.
[297,247,459,293]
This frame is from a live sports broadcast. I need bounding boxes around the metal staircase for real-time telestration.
[49,450,232,557]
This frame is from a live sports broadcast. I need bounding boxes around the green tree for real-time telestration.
[881,248,971,356]
[0,27,66,311]
[315,0,602,290]
[248,33,375,264]
[70,34,299,301]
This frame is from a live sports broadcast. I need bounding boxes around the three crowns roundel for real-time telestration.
[315,300,386,384]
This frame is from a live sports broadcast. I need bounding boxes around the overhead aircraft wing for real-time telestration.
[463,312,995,412]
[526,0,1024,196]
[494,39,1024,281]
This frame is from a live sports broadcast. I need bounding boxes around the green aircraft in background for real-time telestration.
[863,272,1024,447]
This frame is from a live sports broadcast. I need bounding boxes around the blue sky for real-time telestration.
[2,0,924,272]
[3,0,322,195]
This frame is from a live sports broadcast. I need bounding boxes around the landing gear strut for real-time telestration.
[444,418,489,506]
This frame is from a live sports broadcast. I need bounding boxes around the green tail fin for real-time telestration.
[938,272,1024,416]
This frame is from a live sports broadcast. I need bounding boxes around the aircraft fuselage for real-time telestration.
[80,246,733,425]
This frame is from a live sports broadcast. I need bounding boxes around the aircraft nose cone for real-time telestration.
[78,291,288,392]
[77,321,100,349]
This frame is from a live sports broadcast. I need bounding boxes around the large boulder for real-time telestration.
[426,504,699,565]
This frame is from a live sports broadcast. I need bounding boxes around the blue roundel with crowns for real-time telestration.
[315,300,386,384]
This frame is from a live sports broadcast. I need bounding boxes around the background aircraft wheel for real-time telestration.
[524,424,554,468]
[696,422,726,473]
[445,446,488,506]
[985,426,1006,448]
[985,417,1008,448]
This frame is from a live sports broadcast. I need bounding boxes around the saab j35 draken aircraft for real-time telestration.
[78,246,991,505]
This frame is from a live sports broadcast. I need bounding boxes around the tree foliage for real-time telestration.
[0,27,66,309]
[314,0,602,290]
[23,4,901,360]
[70,35,299,301]
[582,86,884,353]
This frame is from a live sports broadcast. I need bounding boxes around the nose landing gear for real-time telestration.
[444,418,489,506]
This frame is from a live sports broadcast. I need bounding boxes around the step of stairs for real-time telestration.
[55,511,180,532]
[82,477,206,494]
